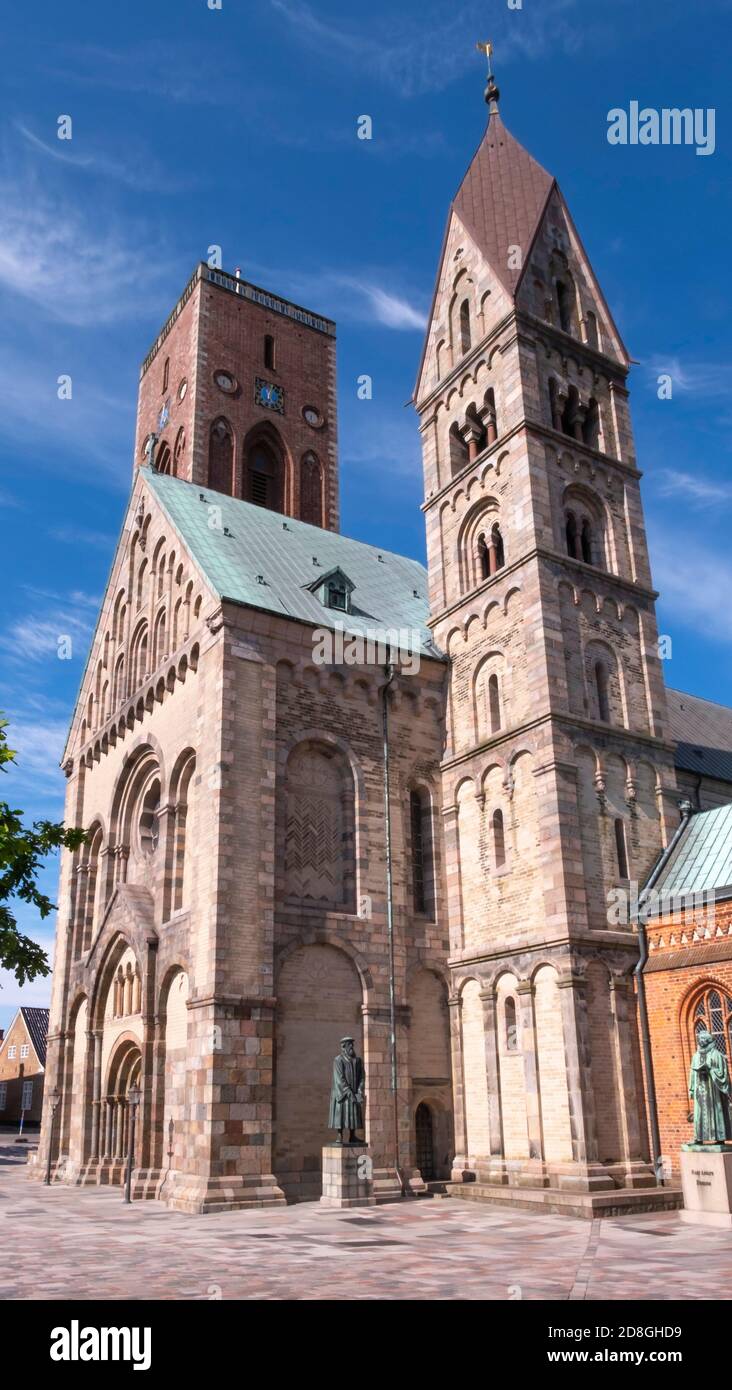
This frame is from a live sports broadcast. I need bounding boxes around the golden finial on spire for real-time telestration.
[476,40,494,78]
[476,40,500,111]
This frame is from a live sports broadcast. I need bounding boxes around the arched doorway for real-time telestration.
[415,1102,435,1181]
[101,1039,142,1179]
[274,942,363,1202]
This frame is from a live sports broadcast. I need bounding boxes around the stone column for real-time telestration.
[462,423,483,463]
[571,403,587,443]
[516,980,544,1166]
[89,1029,103,1162]
[610,974,654,1185]
[479,987,504,1178]
[447,993,468,1176]
[556,971,612,1190]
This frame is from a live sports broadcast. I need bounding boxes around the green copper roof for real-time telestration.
[650,802,732,906]
[146,471,441,659]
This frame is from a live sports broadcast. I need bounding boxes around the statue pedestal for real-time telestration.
[320,1145,375,1209]
[680,1147,732,1228]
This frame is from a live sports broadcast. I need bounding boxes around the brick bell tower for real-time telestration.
[414,63,681,1207]
[134,263,339,530]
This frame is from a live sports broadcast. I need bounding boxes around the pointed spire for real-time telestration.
[452,52,554,299]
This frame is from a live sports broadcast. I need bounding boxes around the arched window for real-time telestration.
[162,357,170,393]
[300,452,322,526]
[113,655,125,708]
[152,608,167,668]
[504,996,518,1051]
[449,422,469,476]
[168,750,196,917]
[565,510,578,559]
[556,279,572,334]
[173,427,185,472]
[493,808,506,868]
[583,397,600,451]
[548,377,562,431]
[156,441,172,475]
[478,534,490,580]
[246,439,284,512]
[595,660,610,723]
[614,817,629,879]
[264,334,276,370]
[491,522,505,570]
[488,674,501,733]
[459,299,471,354]
[409,788,435,916]
[131,623,148,691]
[580,517,593,565]
[561,385,580,437]
[284,742,355,910]
[139,778,161,857]
[585,311,598,349]
[693,988,732,1061]
[483,387,498,445]
[208,417,234,496]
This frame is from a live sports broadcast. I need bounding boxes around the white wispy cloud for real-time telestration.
[269,0,584,97]
[0,487,23,509]
[645,355,732,400]
[14,120,192,194]
[246,260,427,330]
[0,171,167,327]
[49,525,117,551]
[342,409,422,478]
[655,469,731,508]
[0,340,135,481]
[347,279,426,330]
[0,588,98,669]
[43,41,244,107]
[650,525,732,646]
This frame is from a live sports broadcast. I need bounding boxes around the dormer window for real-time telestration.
[308,566,355,615]
[327,579,348,611]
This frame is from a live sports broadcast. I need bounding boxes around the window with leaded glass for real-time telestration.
[694,988,732,1060]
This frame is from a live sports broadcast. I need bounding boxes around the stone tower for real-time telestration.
[134,263,339,530]
[414,73,680,1203]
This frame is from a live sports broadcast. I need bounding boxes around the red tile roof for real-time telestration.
[453,110,555,297]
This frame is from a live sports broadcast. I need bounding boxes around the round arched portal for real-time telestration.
[274,942,363,1202]
[101,1038,143,1177]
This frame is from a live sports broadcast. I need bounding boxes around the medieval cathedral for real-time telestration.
[35,72,732,1215]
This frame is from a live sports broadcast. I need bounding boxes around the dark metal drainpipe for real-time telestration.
[633,799,693,1185]
[381,662,405,1196]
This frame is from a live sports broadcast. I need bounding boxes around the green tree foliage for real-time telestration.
[0,717,86,985]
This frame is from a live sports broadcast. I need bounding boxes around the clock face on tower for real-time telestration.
[255,377,285,414]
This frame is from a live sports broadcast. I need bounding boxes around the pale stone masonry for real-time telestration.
[34,79,730,1215]
[413,82,681,1202]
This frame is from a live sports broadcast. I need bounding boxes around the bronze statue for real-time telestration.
[686,1028,732,1146]
[328,1037,365,1145]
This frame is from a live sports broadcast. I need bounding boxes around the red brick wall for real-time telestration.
[0,1016,45,1125]
[135,266,339,530]
[643,896,732,1173]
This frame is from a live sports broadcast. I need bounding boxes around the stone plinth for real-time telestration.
[680,1147,732,1227]
[320,1144,375,1208]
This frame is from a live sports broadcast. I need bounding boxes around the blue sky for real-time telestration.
[1,0,731,1029]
